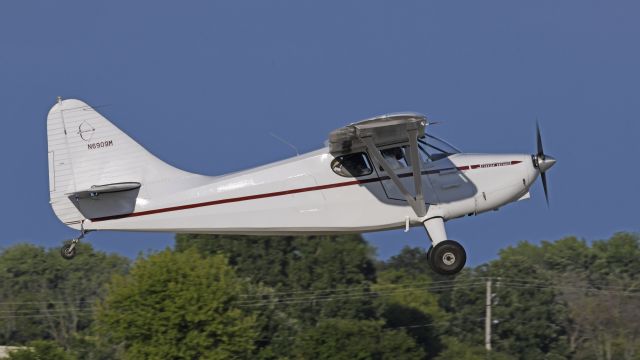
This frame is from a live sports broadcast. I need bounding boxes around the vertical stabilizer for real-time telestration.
[47,98,189,229]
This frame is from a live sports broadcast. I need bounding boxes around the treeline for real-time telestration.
[0,232,639,359]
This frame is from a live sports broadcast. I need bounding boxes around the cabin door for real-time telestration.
[372,145,439,205]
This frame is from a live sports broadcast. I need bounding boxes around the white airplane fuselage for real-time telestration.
[82,149,538,234]
[49,99,556,272]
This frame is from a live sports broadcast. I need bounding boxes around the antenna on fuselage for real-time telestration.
[269,132,300,156]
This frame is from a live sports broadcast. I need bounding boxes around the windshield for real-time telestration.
[417,134,461,161]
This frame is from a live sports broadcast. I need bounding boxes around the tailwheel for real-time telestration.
[60,227,87,260]
[428,240,466,275]
[61,239,78,260]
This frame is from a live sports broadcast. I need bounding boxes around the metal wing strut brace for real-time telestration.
[361,129,427,218]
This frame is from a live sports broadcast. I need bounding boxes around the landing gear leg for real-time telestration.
[60,226,87,260]
[423,217,466,275]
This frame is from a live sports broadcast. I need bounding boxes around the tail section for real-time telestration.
[47,98,189,228]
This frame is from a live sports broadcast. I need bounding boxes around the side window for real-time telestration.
[378,146,429,171]
[380,147,410,170]
[331,153,373,177]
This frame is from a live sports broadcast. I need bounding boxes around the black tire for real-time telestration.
[61,243,76,260]
[428,240,466,275]
[426,246,433,262]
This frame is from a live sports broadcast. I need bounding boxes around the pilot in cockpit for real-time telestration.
[381,147,408,170]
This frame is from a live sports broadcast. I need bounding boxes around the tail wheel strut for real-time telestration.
[60,224,88,260]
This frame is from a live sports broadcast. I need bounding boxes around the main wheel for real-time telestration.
[428,240,466,275]
[61,242,77,260]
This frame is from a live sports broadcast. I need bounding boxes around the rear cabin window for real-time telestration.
[331,153,373,177]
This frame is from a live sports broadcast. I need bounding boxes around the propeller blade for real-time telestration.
[541,172,549,206]
[535,121,553,206]
[536,121,544,158]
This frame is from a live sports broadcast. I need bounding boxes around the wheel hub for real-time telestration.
[427,240,467,275]
[442,252,456,266]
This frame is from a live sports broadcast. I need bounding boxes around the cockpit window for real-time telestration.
[418,134,461,161]
[331,153,373,177]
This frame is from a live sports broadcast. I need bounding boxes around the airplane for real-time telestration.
[47,98,556,275]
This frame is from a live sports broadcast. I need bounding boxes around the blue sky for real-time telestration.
[1,1,638,264]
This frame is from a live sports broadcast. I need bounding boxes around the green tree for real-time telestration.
[375,248,450,357]
[495,233,640,360]
[539,236,594,273]
[557,233,640,360]
[0,243,129,346]
[67,334,123,360]
[95,248,258,359]
[378,246,433,277]
[292,319,425,360]
[175,234,376,296]
[434,337,514,360]
[591,232,640,281]
[6,340,74,360]
[176,234,379,357]
[440,269,487,347]
[489,254,570,359]
[444,242,571,359]
[381,246,465,315]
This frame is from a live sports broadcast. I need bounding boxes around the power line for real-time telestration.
[0,308,91,314]
[239,277,463,298]
[494,281,640,296]
[235,278,640,308]
[0,300,94,306]
[0,310,94,319]
[0,279,476,307]
[0,277,638,313]
[1,274,634,307]
[238,279,482,302]
[236,282,485,308]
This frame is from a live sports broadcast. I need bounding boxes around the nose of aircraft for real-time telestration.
[534,123,556,205]
[537,154,556,173]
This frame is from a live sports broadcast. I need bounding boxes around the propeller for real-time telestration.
[534,122,556,205]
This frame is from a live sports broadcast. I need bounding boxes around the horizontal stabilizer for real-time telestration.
[68,182,141,219]
[69,182,141,199]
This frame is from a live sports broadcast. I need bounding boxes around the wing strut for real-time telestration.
[362,133,427,217]
[329,112,429,218]
[406,128,426,214]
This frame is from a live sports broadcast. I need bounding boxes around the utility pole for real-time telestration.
[485,278,492,352]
